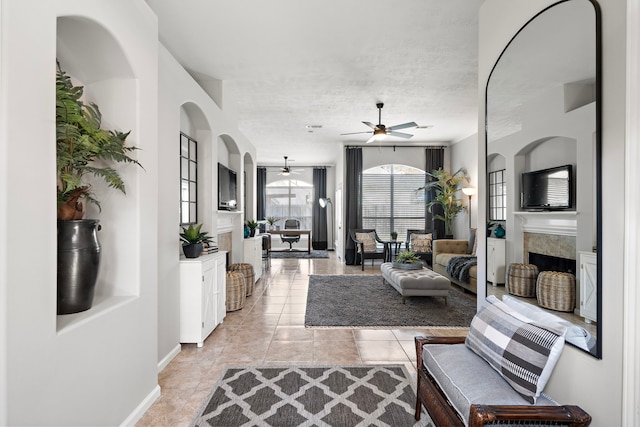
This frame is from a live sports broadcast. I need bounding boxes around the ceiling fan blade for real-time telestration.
[365,135,376,144]
[388,121,417,131]
[362,121,377,129]
[340,131,373,136]
[388,131,413,139]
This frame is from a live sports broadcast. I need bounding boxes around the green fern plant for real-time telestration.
[56,62,142,220]
[395,250,421,264]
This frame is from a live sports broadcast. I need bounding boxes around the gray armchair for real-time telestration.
[281,219,301,250]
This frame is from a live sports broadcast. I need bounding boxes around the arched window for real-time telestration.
[266,179,314,229]
[362,164,427,240]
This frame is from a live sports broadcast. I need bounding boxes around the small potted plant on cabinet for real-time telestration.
[56,62,142,314]
[246,220,259,237]
[266,216,279,230]
[180,223,214,258]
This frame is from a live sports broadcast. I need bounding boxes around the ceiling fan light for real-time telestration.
[373,129,387,141]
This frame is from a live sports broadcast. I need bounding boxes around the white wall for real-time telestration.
[0,1,159,425]
[157,44,258,369]
[479,1,626,425]
[451,133,479,238]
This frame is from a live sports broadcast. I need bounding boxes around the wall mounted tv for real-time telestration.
[521,164,573,210]
[218,163,237,210]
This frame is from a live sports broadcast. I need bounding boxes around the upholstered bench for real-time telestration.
[414,295,591,426]
[380,262,451,303]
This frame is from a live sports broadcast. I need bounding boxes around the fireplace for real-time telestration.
[528,252,576,275]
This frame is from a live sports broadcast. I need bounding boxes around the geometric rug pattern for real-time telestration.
[191,365,434,427]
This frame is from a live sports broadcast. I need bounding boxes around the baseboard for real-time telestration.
[120,384,161,427]
[158,344,181,372]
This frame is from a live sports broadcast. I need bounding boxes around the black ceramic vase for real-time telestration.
[183,243,203,258]
[57,219,101,315]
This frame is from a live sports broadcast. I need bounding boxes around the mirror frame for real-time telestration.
[484,0,602,358]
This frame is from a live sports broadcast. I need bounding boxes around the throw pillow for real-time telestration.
[355,232,377,253]
[411,233,432,253]
[465,295,566,404]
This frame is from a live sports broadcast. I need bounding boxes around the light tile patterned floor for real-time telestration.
[136,253,469,427]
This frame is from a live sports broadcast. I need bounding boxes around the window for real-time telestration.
[266,179,314,229]
[362,164,427,241]
[489,169,506,220]
[180,132,197,224]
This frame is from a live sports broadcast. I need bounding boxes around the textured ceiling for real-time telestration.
[146,0,483,166]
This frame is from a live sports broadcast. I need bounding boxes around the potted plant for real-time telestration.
[180,223,214,258]
[56,62,142,314]
[390,231,398,241]
[420,167,469,238]
[393,250,423,270]
[266,216,279,230]
[246,220,259,237]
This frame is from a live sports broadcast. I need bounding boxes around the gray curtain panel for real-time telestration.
[257,167,267,232]
[312,168,327,250]
[425,147,445,238]
[345,147,362,264]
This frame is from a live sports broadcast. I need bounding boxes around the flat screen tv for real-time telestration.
[218,163,237,210]
[521,164,573,210]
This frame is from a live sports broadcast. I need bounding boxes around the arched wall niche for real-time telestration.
[180,102,213,236]
[243,152,256,221]
[56,15,141,308]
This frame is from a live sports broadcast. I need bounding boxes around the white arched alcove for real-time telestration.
[244,152,256,221]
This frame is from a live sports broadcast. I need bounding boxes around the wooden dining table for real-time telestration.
[267,229,311,253]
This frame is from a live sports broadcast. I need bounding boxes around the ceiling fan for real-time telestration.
[341,103,417,143]
[277,156,304,176]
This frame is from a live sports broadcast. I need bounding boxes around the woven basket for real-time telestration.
[536,271,576,312]
[229,262,255,296]
[506,263,539,297]
[226,271,246,312]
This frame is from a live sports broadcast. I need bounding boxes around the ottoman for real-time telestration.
[228,262,255,296]
[506,263,539,297]
[536,271,576,312]
[226,271,246,312]
[380,262,451,304]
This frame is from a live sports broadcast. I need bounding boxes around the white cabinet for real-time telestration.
[579,251,597,323]
[243,236,263,281]
[179,252,227,347]
[487,238,506,285]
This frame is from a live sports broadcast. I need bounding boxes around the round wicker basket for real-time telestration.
[536,271,576,312]
[506,263,539,297]
[228,262,255,296]
[225,271,246,312]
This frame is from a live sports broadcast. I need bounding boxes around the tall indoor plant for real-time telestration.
[56,62,142,314]
[421,167,469,238]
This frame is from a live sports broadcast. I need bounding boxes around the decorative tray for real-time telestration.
[392,262,423,270]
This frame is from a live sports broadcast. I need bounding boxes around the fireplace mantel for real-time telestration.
[514,211,577,236]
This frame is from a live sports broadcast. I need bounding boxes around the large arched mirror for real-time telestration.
[485,0,601,358]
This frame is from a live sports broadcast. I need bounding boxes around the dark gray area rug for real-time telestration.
[191,365,434,427]
[305,275,476,328]
[271,250,329,259]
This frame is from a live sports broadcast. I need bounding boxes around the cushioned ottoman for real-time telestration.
[380,262,451,303]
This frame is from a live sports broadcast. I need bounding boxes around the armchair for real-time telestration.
[280,219,301,251]
[350,229,388,271]
[405,229,436,267]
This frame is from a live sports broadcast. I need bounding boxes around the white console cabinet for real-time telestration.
[179,251,227,347]
[243,236,263,281]
[579,251,597,323]
[487,238,506,285]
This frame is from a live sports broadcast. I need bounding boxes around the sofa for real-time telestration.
[432,238,477,294]
[414,295,592,426]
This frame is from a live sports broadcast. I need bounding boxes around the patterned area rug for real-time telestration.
[270,250,329,259]
[305,275,476,328]
[191,365,434,427]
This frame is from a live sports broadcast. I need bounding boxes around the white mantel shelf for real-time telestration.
[514,211,578,236]
[217,210,241,233]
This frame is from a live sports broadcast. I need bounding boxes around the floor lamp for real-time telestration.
[462,187,476,229]
[319,197,334,250]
